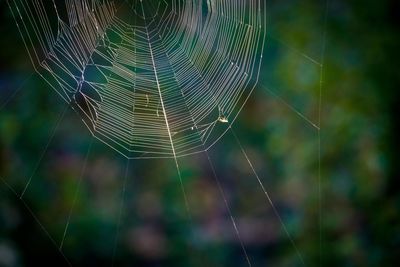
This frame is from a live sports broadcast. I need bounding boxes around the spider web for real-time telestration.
[0,0,330,266]
[7,0,264,158]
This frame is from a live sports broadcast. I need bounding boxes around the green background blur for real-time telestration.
[0,0,399,266]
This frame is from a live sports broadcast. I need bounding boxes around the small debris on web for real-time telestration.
[218,116,228,123]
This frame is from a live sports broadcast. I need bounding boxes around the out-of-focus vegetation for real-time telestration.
[0,0,398,266]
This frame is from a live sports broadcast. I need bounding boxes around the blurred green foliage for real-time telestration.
[0,0,399,266]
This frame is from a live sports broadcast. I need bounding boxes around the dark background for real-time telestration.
[0,0,399,266]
